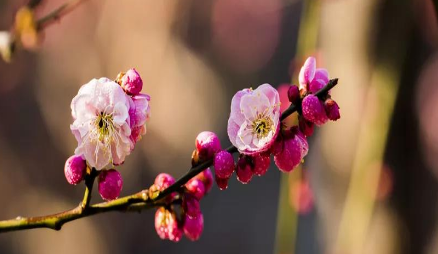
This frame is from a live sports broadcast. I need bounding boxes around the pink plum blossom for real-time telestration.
[236,156,254,184]
[121,68,143,95]
[298,57,330,94]
[155,207,182,242]
[213,150,235,179]
[183,194,201,219]
[183,213,204,241]
[98,169,123,201]
[227,84,281,155]
[196,131,221,161]
[129,93,150,145]
[287,85,300,104]
[71,78,134,170]
[324,98,340,121]
[154,173,175,191]
[299,57,316,88]
[252,153,270,176]
[301,94,329,126]
[64,155,87,185]
[273,130,309,173]
[185,178,206,200]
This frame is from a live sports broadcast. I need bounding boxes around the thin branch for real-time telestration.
[36,0,88,30]
[0,79,338,233]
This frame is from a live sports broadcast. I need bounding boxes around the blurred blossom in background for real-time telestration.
[0,0,437,254]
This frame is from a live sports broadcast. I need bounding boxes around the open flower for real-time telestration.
[70,78,134,170]
[227,84,281,155]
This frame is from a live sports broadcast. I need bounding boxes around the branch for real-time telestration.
[0,0,88,62]
[36,0,88,31]
[0,79,338,233]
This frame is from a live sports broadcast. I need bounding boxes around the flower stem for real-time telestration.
[0,79,338,233]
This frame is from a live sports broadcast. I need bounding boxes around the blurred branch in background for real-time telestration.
[0,0,88,62]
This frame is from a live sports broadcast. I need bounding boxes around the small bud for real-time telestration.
[185,178,206,200]
[121,68,143,95]
[213,150,235,179]
[299,116,314,137]
[154,173,175,191]
[183,194,201,219]
[215,176,229,190]
[301,94,328,126]
[252,153,270,176]
[287,85,300,104]
[64,155,87,185]
[273,133,309,173]
[183,213,204,241]
[196,131,221,161]
[148,184,160,199]
[194,168,213,194]
[98,169,123,201]
[324,98,340,121]
[155,207,182,242]
[236,156,253,184]
[191,149,200,167]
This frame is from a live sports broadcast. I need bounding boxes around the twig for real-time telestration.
[36,0,88,30]
[0,79,338,233]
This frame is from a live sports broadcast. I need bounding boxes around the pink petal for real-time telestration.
[314,68,329,84]
[299,57,316,86]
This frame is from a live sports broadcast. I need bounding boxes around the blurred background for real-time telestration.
[0,0,437,253]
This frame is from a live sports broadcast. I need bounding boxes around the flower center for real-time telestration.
[95,112,115,142]
[252,113,274,139]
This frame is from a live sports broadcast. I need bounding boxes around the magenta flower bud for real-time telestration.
[155,207,182,242]
[154,173,175,191]
[121,68,143,95]
[194,168,213,194]
[302,94,328,126]
[308,69,329,94]
[324,98,340,121]
[183,194,201,219]
[299,57,316,86]
[314,68,329,84]
[183,213,204,241]
[252,153,270,176]
[236,156,254,184]
[196,131,221,161]
[98,169,123,201]
[299,116,314,137]
[287,85,300,104]
[273,133,309,173]
[215,176,229,190]
[185,178,206,200]
[64,155,86,185]
[214,150,235,179]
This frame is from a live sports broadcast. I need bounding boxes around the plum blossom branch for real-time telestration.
[0,78,338,233]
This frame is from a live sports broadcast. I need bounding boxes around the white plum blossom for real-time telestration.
[70,77,149,170]
[227,84,281,155]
